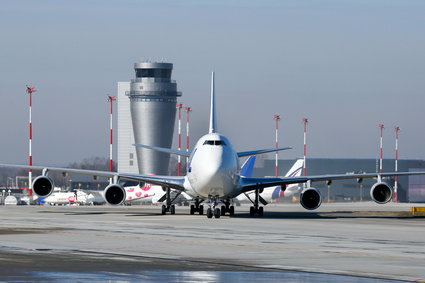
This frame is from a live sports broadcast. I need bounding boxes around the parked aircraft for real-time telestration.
[36,190,79,205]
[81,182,176,205]
[1,72,425,218]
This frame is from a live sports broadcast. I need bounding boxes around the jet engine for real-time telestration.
[370,182,392,204]
[300,187,322,210]
[32,176,55,197]
[104,184,126,205]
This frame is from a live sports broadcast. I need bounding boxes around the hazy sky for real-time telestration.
[0,0,424,166]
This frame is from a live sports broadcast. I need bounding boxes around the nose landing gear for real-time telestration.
[206,196,223,219]
[207,203,220,218]
[205,198,235,219]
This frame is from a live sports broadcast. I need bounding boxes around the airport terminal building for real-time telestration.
[255,158,425,203]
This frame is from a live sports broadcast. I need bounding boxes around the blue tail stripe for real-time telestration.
[288,166,303,177]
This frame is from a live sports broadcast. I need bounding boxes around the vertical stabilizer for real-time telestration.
[284,159,304,177]
[241,156,256,177]
[209,72,217,133]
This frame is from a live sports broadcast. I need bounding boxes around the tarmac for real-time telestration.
[0,202,424,282]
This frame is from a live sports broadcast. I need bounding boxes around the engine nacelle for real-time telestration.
[300,187,322,210]
[370,182,392,204]
[104,184,126,205]
[32,176,55,197]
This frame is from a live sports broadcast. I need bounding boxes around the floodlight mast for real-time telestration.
[379,124,385,174]
[394,126,400,203]
[302,117,309,176]
[176,103,183,176]
[26,86,36,196]
[184,106,192,165]
[108,95,116,173]
[273,114,281,177]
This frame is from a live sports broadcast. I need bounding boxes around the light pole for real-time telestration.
[107,96,116,173]
[394,126,400,203]
[379,124,384,173]
[273,114,280,177]
[302,118,309,176]
[26,86,36,197]
[176,103,183,176]
[184,106,192,165]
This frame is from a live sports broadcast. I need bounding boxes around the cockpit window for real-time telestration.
[203,140,226,146]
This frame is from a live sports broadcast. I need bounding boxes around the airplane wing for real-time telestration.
[133,144,191,157]
[237,147,292,158]
[239,171,425,192]
[134,143,292,158]
[0,163,186,191]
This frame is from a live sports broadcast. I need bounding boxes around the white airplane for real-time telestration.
[2,72,425,218]
[35,188,85,205]
[237,158,304,215]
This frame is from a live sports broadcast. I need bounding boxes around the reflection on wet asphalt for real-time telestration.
[6,271,408,283]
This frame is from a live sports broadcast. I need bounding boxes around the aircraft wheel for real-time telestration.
[161,205,166,215]
[258,206,264,217]
[214,208,221,218]
[249,206,255,216]
[170,205,176,215]
[221,205,226,216]
[190,205,195,215]
[229,206,235,216]
[207,207,213,218]
[199,205,204,215]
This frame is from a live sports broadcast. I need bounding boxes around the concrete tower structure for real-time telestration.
[127,62,181,175]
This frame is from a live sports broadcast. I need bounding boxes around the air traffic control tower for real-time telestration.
[126,62,181,175]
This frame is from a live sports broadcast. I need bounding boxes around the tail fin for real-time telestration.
[241,156,256,177]
[272,159,304,200]
[209,72,217,134]
[284,159,304,177]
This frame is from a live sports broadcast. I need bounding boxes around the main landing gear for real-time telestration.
[160,187,181,215]
[220,199,235,217]
[245,189,267,217]
[190,199,204,215]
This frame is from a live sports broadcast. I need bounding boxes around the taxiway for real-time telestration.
[0,202,424,282]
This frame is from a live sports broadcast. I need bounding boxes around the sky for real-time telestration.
[0,0,424,166]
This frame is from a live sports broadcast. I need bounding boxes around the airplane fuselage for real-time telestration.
[184,133,240,200]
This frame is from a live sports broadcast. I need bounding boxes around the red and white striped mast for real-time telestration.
[302,118,309,176]
[273,114,280,177]
[26,85,36,195]
[107,96,116,173]
[176,103,183,176]
[394,126,400,203]
[184,106,191,164]
[379,124,384,173]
